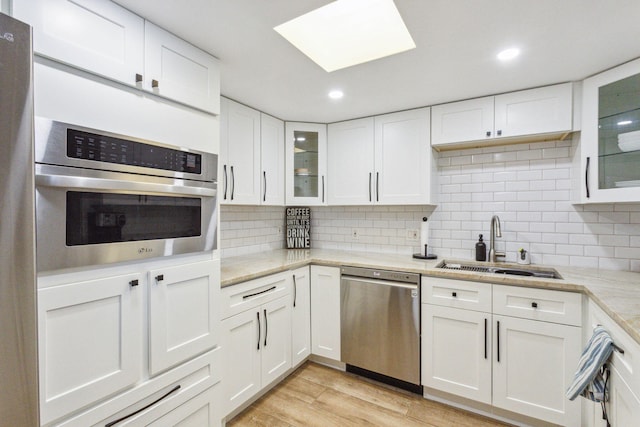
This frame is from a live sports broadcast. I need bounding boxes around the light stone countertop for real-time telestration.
[221,248,640,345]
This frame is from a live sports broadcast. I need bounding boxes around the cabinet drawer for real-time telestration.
[589,300,640,396]
[57,348,221,427]
[220,271,290,319]
[422,276,491,312]
[493,285,582,326]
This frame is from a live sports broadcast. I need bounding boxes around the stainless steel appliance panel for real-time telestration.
[341,267,421,385]
[0,12,39,425]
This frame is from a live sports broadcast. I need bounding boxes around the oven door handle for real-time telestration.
[35,173,217,197]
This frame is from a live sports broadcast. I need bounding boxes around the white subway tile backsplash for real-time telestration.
[221,140,640,272]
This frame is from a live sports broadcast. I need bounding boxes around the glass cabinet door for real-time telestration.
[582,57,640,203]
[285,123,327,205]
[598,72,640,190]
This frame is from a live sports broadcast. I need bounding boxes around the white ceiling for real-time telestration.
[114,0,640,123]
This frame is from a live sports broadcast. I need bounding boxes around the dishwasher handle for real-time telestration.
[341,275,418,290]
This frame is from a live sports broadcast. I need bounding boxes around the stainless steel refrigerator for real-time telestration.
[0,12,38,426]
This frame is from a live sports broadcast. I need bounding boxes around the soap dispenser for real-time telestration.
[475,234,487,261]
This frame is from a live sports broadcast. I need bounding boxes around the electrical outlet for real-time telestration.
[351,228,359,240]
[407,229,419,241]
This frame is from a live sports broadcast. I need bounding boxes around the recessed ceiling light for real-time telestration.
[328,90,344,100]
[274,0,416,72]
[497,48,520,61]
[617,120,633,126]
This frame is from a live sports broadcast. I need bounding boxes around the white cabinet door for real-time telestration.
[493,315,581,426]
[495,83,573,138]
[220,98,261,204]
[605,364,640,427]
[286,122,328,206]
[327,118,375,205]
[260,296,292,387]
[221,309,261,416]
[291,267,311,366]
[374,108,433,205]
[431,96,495,145]
[422,305,492,404]
[144,22,220,114]
[148,260,220,376]
[260,113,285,205]
[310,266,341,360]
[38,273,143,425]
[13,0,144,87]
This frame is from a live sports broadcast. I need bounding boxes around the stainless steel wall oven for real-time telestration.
[35,118,218,272]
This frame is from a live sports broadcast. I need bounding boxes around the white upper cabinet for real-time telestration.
[144,22,220,114]
[220,98,261,204]
[14,0,220,114]
[328,118,375,205]
[375,108,434,205]
[260,113,286,205]
[13,0,144,86]
[432,83,573,149]
[328,109,434,205]
[286,122,328,206]
[577,57,640,203]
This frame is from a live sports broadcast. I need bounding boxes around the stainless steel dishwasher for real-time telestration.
[340,266,421,392]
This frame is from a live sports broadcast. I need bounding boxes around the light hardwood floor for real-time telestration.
[227,362,512,426]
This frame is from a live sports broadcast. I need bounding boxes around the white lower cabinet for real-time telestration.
[422,278,582,426]
[38,273,144,425]
[588,300,640,427]
[310,265,341,360]
[37,258,221,426]
[149,261,220,376]
[291,266,311,366]
[220,272,292,417]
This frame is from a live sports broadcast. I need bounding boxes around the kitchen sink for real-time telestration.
[436,261,562,279]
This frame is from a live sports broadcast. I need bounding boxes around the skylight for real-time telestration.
[274,0,416,72]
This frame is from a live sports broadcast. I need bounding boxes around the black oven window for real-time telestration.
[66,192,202,246]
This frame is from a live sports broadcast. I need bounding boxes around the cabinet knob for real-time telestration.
[486,131,491,137]
[129,279,139,287]
[531,302,538,308]
[155,274,164,282]
[452,291,457,297]
[497,129,502,136]
[152,79,159,89]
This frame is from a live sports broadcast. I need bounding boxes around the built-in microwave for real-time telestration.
[34,118,218,272]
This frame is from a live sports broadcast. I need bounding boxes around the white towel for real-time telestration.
[566,326,614,401]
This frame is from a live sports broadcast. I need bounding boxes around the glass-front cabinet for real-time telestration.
[580,58,640,203]
[285,122,327,205]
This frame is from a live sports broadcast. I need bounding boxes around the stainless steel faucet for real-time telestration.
[489,215,505,263]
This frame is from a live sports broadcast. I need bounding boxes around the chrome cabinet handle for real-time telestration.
[585,157,590,199]
[105,385,180,427]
